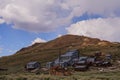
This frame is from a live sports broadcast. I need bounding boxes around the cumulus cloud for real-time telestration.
[67,17,120,42]
[8,49,17,53]
[0,0,120,32]
[0,18,5,24]
[32,37,46,45]
[57,34,62,38]
[0,0,71,32]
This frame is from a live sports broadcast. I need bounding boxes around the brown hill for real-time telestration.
[15,35,112,54]
[0,34,120,73]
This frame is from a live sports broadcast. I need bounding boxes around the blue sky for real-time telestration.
[0,23,67,57]
[0,13,102,57]
[0,0,120,57]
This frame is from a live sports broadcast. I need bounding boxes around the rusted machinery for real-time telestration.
[49,66,72,76]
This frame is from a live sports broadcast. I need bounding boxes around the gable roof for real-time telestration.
[61,50,78,57]
[27,61,39,65]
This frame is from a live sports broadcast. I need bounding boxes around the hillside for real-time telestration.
[0,34,120,73]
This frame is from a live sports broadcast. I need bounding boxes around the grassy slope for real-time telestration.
[0,35,120,73]
[1,71,120,80]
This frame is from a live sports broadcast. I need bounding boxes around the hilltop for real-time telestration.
[0,35,120,73]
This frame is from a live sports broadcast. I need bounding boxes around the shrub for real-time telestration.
[16,77,27,80]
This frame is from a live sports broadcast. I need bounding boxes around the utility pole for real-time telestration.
[58,48,61,66]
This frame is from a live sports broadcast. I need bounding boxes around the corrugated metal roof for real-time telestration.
[27,61,39,65]
[79,56,87,58]
[61,50,77,56]
[54,50,78,64]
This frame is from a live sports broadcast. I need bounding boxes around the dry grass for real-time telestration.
[0,71,120,80]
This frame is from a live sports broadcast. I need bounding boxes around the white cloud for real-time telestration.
[0,0,120,32]
[67,17,120,42]
[0,18,5,24]
[32,38,46,45]
[57,34,62,38]
[8,49,17,53]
